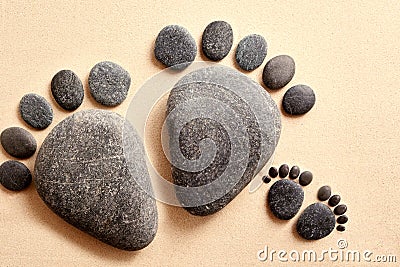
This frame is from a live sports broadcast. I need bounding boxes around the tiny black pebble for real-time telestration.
[282,84,316,115]
[289,165,300,179]
[336,225,346,232]
[279,164,289,178]
[337,215,348,224]
[299,171,313,186]
[262,175,271,184]
[235,34,267,71]
[328,195,341,207]
[268,167,278,178]
[317,185,332,201]
[202,21,233,61]
[0,160,32,191]
[262,55,295,90]
[1,127,37,158]
[334,204,347,215]
[19,93,53,129]
[51,70,84,111]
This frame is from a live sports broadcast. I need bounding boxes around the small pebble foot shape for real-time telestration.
[19,93,53,129]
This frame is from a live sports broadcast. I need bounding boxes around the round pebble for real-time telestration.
[0,160,32,191]
[328,195,341,207]
[1,127,37,158]
[262,175,271,184]
[336,225,346,232]
[154,25,197,69]
[282,84,316,115]
[51,70,84,111]
[268,167,278,178]
[299,171,313,186]
[296,203,336,240]
[337,215,348,224]
[317,185,332,201]
[88,61,131,106]
[202,21,233,61]
[289,165,300,179]
[262,55,295,90]
[278,164,289,178]
[334,204,347,215]
[235,34,267,71]
[19,93,53,129]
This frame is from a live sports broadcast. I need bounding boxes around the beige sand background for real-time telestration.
[1,1,399,266]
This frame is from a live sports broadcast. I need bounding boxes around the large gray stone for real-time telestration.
[34,109,157,251]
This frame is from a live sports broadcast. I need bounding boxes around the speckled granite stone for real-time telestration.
[297,202,335,240]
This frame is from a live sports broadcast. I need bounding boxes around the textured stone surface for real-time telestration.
[1,127,37,158]
[317,185,332,201]
[299,171,313,186]
[154,25,197,69]
[34,109,157,251]
[51,70,84,110]
[268,179,304,220]
[297,202,335,240]
[262,55,295,89]
[0,160,32,191]
[202,21,233,61]
[282,84,316,115]
[167,65,281,216]
[19,93,53,129]
[88,61,131,106]
[235,34,267,71]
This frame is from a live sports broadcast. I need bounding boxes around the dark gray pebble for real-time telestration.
[282,84,316,115]
[289,165,300,179]
[51,70,84,110]
[299,171,313,186]
[336,225,346,232]
[317,185,332,201]
[202,21,233,61]
[268,167,278,178]
[334,204,347,215]
[297,202,335,240]
[278,164,289,178]
[268,179,304,220]
[235,34,267,71]
[19,93,53,129]
[262,55,295,90]
[328,195,341,207]
[337,215,348,224]
[262,175,271,184]
[154,25,197,69]
[0,160,32,191]
[88,61,131,106]
[1,127,37,158]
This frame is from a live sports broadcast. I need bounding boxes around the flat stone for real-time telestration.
[289,165,300,179]
[202,21,233,61]
[0,160,32,191]
[51,70,84,110]
[34,109,157,251]
[167,65,281,216]
[337,215,348,224]
[278,164,289,178]
[299,171,313,186]
[328,194,341,207]
[88,61,131,106]
[282,84,316,115]
[235,34,267,71]
[334,204,347,215]
[19,93,53,129]
[1,127,37,158]
[317,185,332,201]
[297,202,335,240]
[154,25,197,69]
[268,179,304,220]
[262,55,295,89]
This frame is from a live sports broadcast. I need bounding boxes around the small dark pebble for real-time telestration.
[268,167,278,178]
[317,185,332,201]
[51,70,84,111]
[0,160,32,191]
[262,55,295,90]
[289,165,300,179]
[262,175,271,184]
[337,215,348,224]
[334,204,347,215]
[1,127,37,158]
[202,21,233,61]
[154,25,197,69]
[296,203,335,240]
[336,225,346,232]
[88,61,131,106]
[19,93,53,129]
[328,195,341,207]
[299,171,313,186]
[282,84,316,115]
[278,164,289,178]
[235,34,267,71]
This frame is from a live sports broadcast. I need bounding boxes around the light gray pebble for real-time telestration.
[19,93,53,129]
[202,21,233,61]
[262,55,295,90]
[235,34,267,71]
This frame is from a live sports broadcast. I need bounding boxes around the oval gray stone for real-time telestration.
[282,84,316,115]
[51,70,84,111]
[34,109,157,251]
[19,93,53,129]
[297,202,335,240]
[0,160,32,191]
[235,34,267,71]
[1,127,37,158]
[262,55,295,90]
[202,21,233,61]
